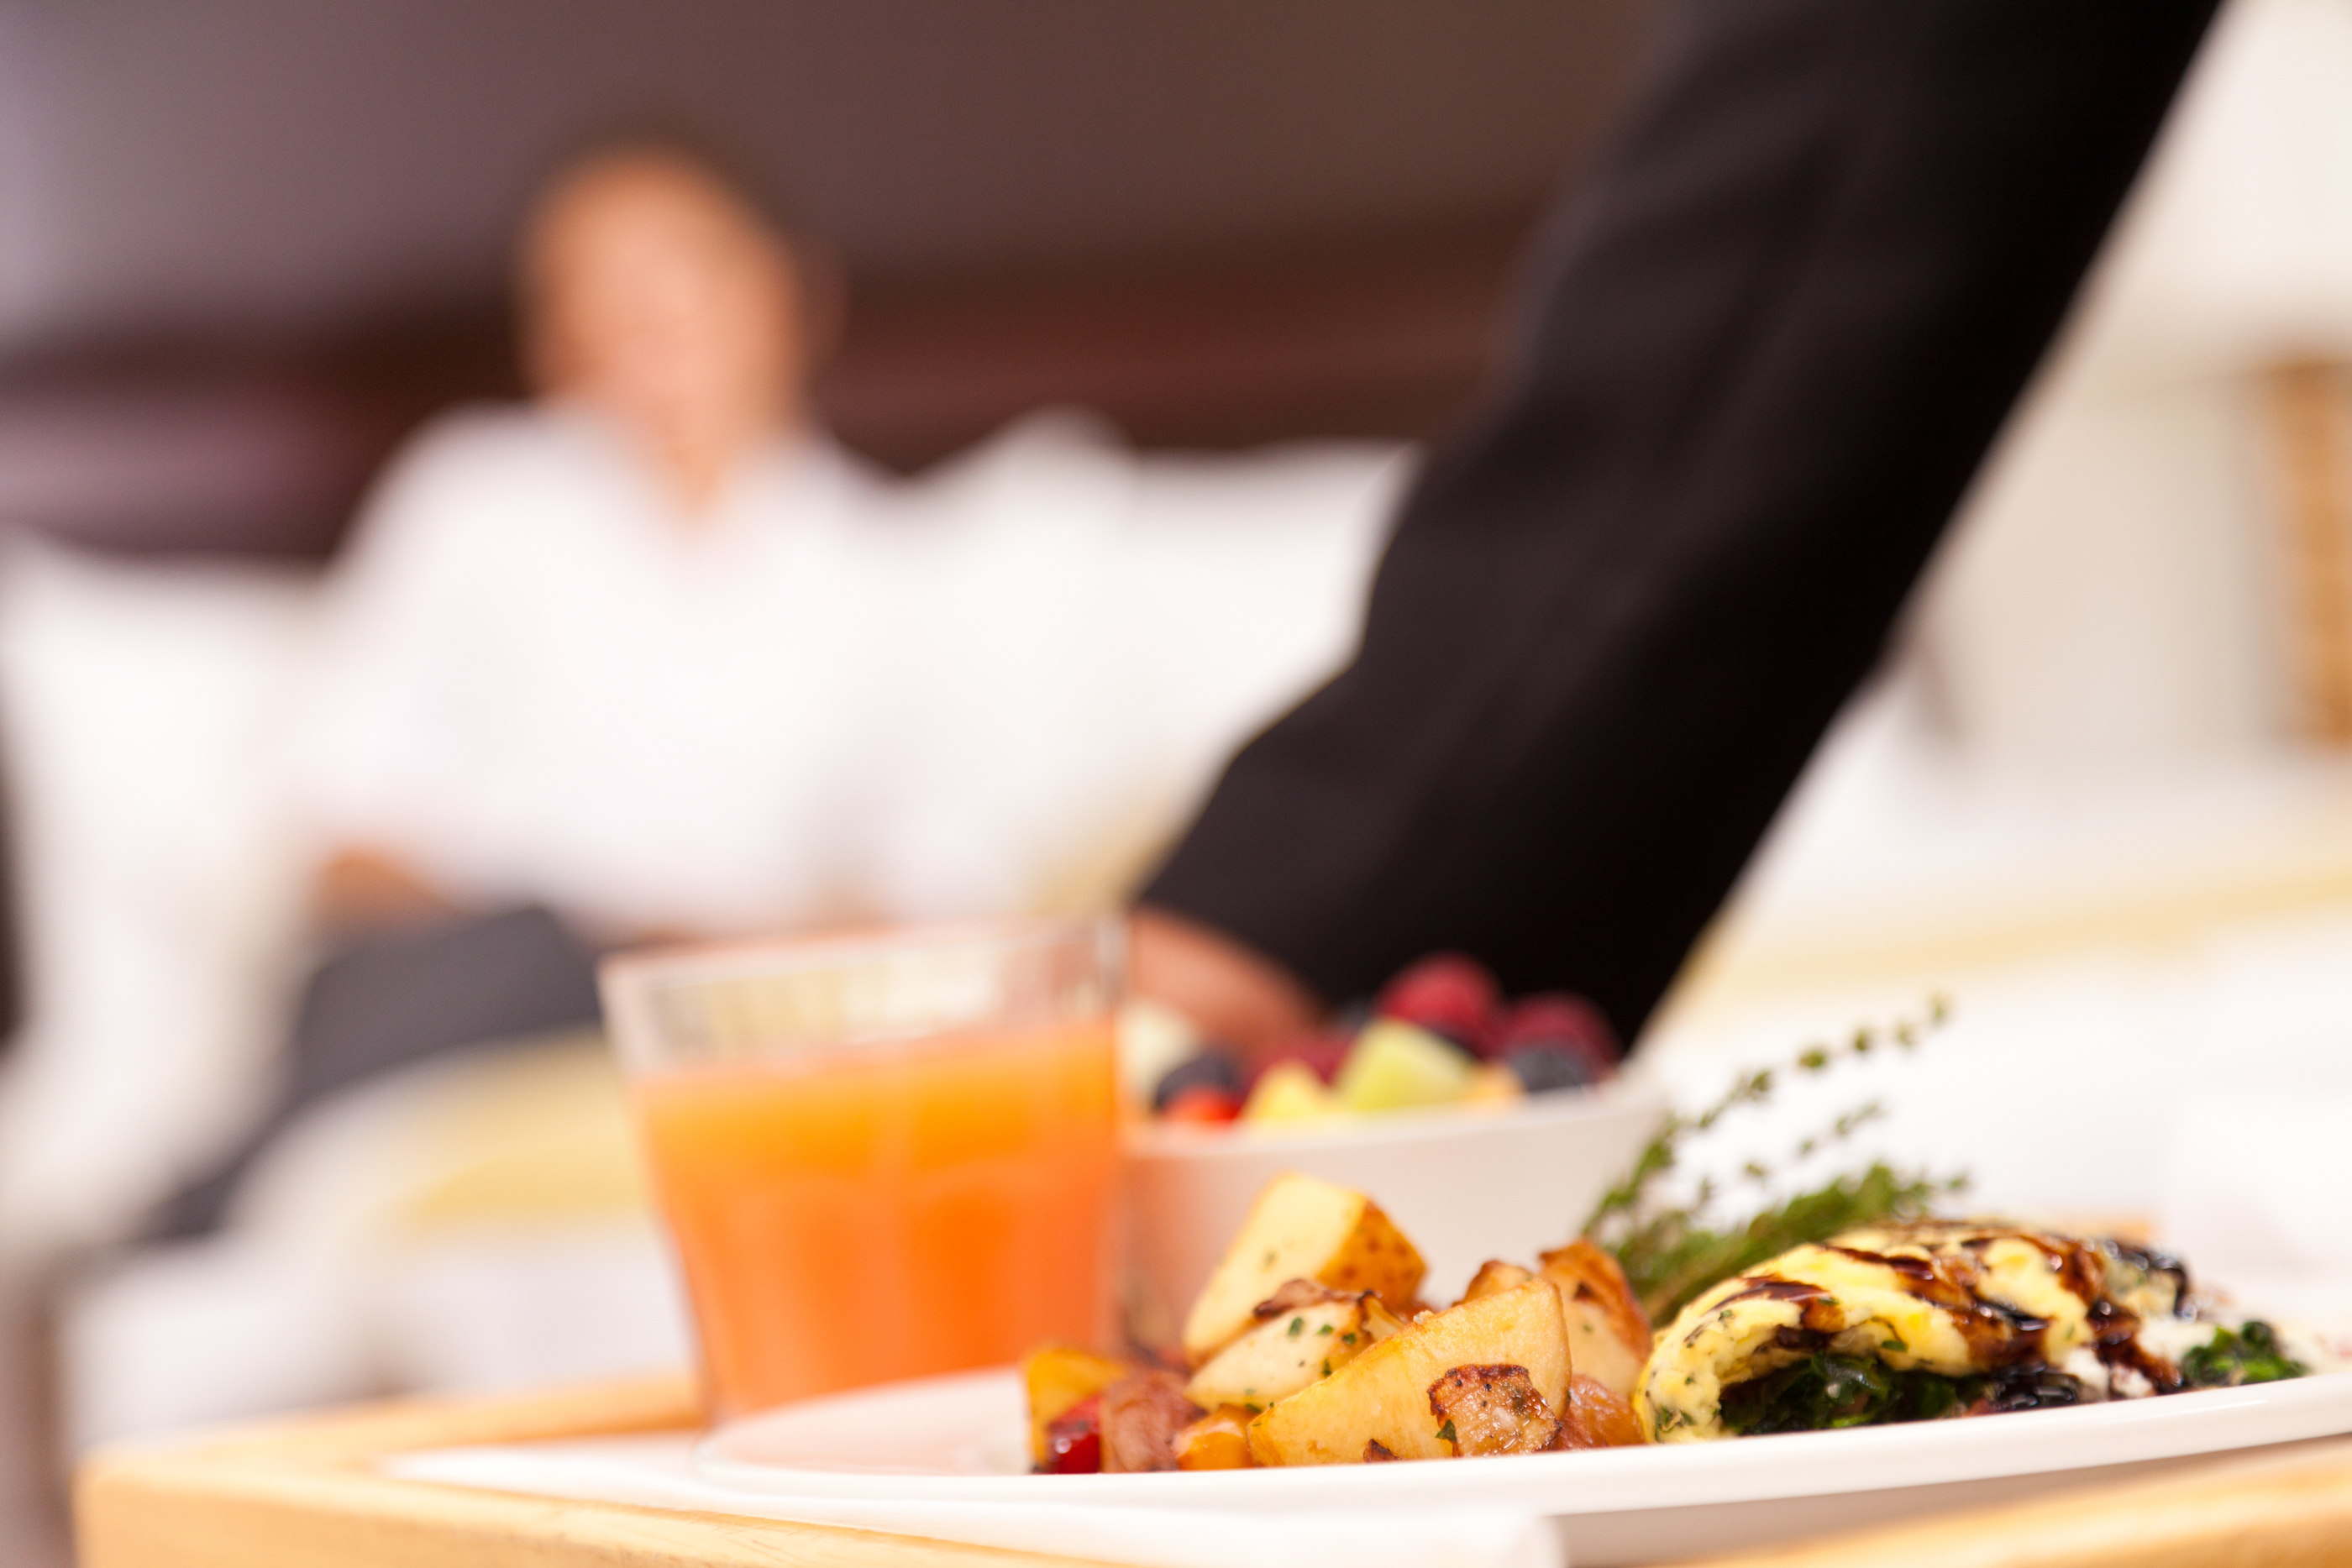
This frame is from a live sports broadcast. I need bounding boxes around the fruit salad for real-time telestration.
[1139,952,1620,1129]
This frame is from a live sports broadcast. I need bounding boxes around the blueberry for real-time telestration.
[1504,1042,1596,1096]
[1152,1050,1245,1113]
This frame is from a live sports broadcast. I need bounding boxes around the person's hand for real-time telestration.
[1128,905,1325,1059]
[312,844,463,935]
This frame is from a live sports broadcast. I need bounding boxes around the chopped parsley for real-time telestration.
[1435,1419,1457,1445]
[1286,1317,1305,1337]
[1316,1324,1335,1336]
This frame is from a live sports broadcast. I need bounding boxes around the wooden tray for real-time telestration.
[74,1375,2352,1568]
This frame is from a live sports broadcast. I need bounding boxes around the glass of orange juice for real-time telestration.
[600,916,1123,1419]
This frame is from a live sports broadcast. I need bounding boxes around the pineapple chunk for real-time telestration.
[1459,1062,1526,1108]
[1240,1062,1340,1125]
[1180,1174,1426,1364]
[1536,1240,1651,1403]
[1174,1404,1258,1470]
[1245,1280,1570,1466]
[1185,1287,1377,1410]
[1021,1345,1129,1467]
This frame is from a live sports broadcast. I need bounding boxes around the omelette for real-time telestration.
[1637,1219,2307,1443]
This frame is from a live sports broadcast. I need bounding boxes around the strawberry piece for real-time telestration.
[1161,1084,1242,1125]
[1042,1392,1104,1473]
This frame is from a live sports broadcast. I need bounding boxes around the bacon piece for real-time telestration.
[1250,1277,1356,1321]
[1426,1363,1562,1456]
[1100,1370,1205,1473]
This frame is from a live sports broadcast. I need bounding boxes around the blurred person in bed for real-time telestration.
[305,142,882,948]
[160,144,890,1230]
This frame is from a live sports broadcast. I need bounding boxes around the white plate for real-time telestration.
[698,1366,2352,1565]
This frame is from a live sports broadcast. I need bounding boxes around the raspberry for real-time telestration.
[1373,952,1502,1057]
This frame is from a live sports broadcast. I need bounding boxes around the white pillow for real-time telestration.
[871,412,1405,918]
[0,539,319,1265]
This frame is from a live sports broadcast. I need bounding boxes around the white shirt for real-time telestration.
[300,403,1405,941]
[298,403,900,940]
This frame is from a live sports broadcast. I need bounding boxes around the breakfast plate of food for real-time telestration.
[698,1162,2352,1563]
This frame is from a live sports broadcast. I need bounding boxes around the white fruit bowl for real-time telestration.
[1119,1080,1667,1342]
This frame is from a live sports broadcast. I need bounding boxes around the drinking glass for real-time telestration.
[601,915,1123,1418]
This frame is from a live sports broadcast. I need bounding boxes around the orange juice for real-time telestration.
[633,1017,1119,1416]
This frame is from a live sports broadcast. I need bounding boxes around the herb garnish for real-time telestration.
[2181,1321,2307,1388]
[1583,998,1966,1321]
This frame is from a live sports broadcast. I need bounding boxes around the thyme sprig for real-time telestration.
[1584,997,1966,1322]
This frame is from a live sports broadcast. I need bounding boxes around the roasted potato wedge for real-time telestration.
[1537,1239,1652,1403]
[1185,1285,1378,1411]
[1245,1279,1570,1465]
[1181,1173,1426,1363]
[1556,1372,1646,1450]
[1361,1295,1413,1341]
[1021,1345,1131,1467]
[1460,1259,1536,1303]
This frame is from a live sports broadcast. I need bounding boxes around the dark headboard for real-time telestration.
[0,0,1663,559]
[0,0,1667,1040]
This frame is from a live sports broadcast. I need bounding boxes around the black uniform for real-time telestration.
[1142,0,2221,1041]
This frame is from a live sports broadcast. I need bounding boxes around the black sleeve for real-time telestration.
[1142,0,2218,1041]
